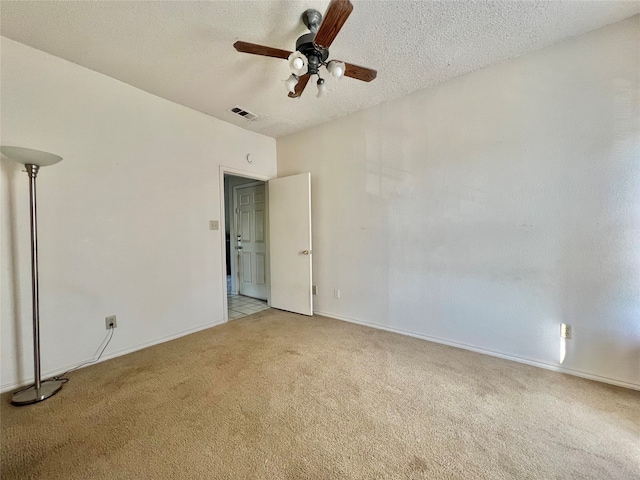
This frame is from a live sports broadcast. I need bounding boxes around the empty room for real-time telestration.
[1,1,638,479]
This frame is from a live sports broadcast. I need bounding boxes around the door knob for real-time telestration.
[302,250,311,255]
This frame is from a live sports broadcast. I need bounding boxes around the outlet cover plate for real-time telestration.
[106,315,117,329]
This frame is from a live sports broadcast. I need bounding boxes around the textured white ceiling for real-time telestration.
[1,1,639,138]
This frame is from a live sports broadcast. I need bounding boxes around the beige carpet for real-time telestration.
[2,310,639,479]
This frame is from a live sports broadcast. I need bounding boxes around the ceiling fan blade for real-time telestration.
[288,74,311,98]
[314,0,353,50]
[342,62,377,82]
[233,41,292,60]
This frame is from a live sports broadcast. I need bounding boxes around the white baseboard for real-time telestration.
[5,312,637,393]
[1,319,226,393]
[314,310,640,391]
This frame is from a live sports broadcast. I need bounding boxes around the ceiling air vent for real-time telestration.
[228,106,259,121]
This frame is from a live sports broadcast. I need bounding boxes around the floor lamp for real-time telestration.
[1,146,65,406]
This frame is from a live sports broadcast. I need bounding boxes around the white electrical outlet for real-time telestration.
[334,289,340,299]
[106,315,117,329]
[209,220,219,230]
[561,323,572,339]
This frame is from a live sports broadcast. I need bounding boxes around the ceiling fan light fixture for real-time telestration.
[288,51,308,76]
[284,74,299,94]
[316,77,327,98]
[327,60,345,79]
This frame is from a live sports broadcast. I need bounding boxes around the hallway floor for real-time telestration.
[228,294,269,320]
[227,275,269,320]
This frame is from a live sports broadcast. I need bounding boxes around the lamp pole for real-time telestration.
[27,164,44,396]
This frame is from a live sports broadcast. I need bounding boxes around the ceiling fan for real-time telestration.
[234,0,377,99]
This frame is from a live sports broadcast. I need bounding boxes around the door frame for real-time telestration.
[219,166,273,322]
[232,180,267,300]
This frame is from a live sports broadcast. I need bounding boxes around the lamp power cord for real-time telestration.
[54,327,115,382]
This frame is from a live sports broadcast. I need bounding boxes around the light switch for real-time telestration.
[209,220,219,230]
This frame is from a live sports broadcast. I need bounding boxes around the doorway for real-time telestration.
[224,173,269,320]
[220,167,314,321]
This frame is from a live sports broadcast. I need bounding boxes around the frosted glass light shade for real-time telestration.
[288,51,308,76]
[284,74,299,94]
[327,61,345,79]
[1,146,63,166]
[316,78,327,98]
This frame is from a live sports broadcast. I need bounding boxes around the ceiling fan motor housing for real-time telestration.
[296,32,329,75]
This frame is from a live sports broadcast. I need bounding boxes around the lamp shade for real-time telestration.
[1,146,63,167]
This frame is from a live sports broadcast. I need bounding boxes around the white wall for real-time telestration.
[0,38,277,391]
[277,17,640,388]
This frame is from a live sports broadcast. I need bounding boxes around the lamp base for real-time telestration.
[11,380,64,406]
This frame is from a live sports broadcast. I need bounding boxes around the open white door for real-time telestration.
[268,173,312,316]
